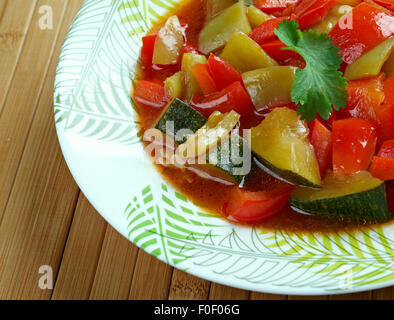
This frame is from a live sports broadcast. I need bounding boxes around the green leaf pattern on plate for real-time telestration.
[125,184,394,292]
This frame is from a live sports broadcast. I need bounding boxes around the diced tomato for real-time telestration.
[310,119,333,176]
[207,54,242,90]
[260,40,301,62]
[140,34,157,70]
[223,184,294,224]
[332,118,378,174]
[338,73,385,123]
[191,82,255,118]
[329,2,394,64]
[293,0,338,28]
[386,181,394,213]
[191,63,218,95]
[370,156,394,181]
[255,0,298,14]
[377,139,394,158]
[316,110,337,130]
[376,74,394,141]
[133,80,170,109]
[249,16,293,45]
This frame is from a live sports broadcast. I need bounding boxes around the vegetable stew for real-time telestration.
[132,0,394,233]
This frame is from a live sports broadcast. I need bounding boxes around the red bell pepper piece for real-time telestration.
[329,2,394,64]
[255,0,298,14]
[310,119,333,176]
[376,74,394,141]
[191,63,218,95]
[223,184,294,224]
[377,139,394,158]
[338,73,385,123]
[207,54,242,90]
[293,0,338,28]
[369,156,394,181]
[260,40,301,62]
[372,0,394,12]
[182,42,200,54]
[140,34,157,70]
[332,118,378,174]
[191,82,255,118]
[249,16,293,45]
[133,80,170,109]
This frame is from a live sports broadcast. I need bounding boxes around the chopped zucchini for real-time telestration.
[199,2,251,54]
[207,134,250,183]
[181,53,208,101]
[289,171,391,222]
[152,16,184,65]
[155,100,247,184]
[345,37,394,80]
[177,110,240,158]
[155,99,207,144]
[251,107,322,188]
[247,5,271,28]
[164,71,182,99]
[220,32,278,73]
[242,66,296,110]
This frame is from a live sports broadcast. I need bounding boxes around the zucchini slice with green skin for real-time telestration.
[207,134,250,184]
[155,98,207,144]
[289,171,391,222]
[154,99,249,183]
[251,107,322,188]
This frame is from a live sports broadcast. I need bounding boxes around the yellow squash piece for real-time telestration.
[345,37,394,80]
[177,110,240,159]
[221,32,278,73]
[206,0,237,21]
[312,5,353,34]
[247,5,271,28]
[164,72,182,99]
[242,66,296,110]
[383,51,394,77]
[181,53,208,102]
[152,16,184,65]
[199,2,251,54]
[251,107,322,188]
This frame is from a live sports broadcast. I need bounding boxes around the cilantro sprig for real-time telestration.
[274,20,348,122]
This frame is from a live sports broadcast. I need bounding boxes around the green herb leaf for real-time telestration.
[274,20,348,122]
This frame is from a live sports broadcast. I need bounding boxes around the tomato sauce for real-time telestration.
[134,0,393,233]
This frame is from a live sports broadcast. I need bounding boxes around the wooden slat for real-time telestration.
[168,270,210,300]
[51,194,107,300]
[288,295,329,300]
[249,292,287,300]
[0,0,83,300]
[372,287,394,300]
[0,0,67,219]
[330,291,371,300]
[208,284,249,300]
[89,226,139,300]
[129,251,173,300]
[0,0,37,110]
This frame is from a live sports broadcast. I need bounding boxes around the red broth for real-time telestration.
[133,0,393,233]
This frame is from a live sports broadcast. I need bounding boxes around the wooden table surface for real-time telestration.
[0,0,393,300]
